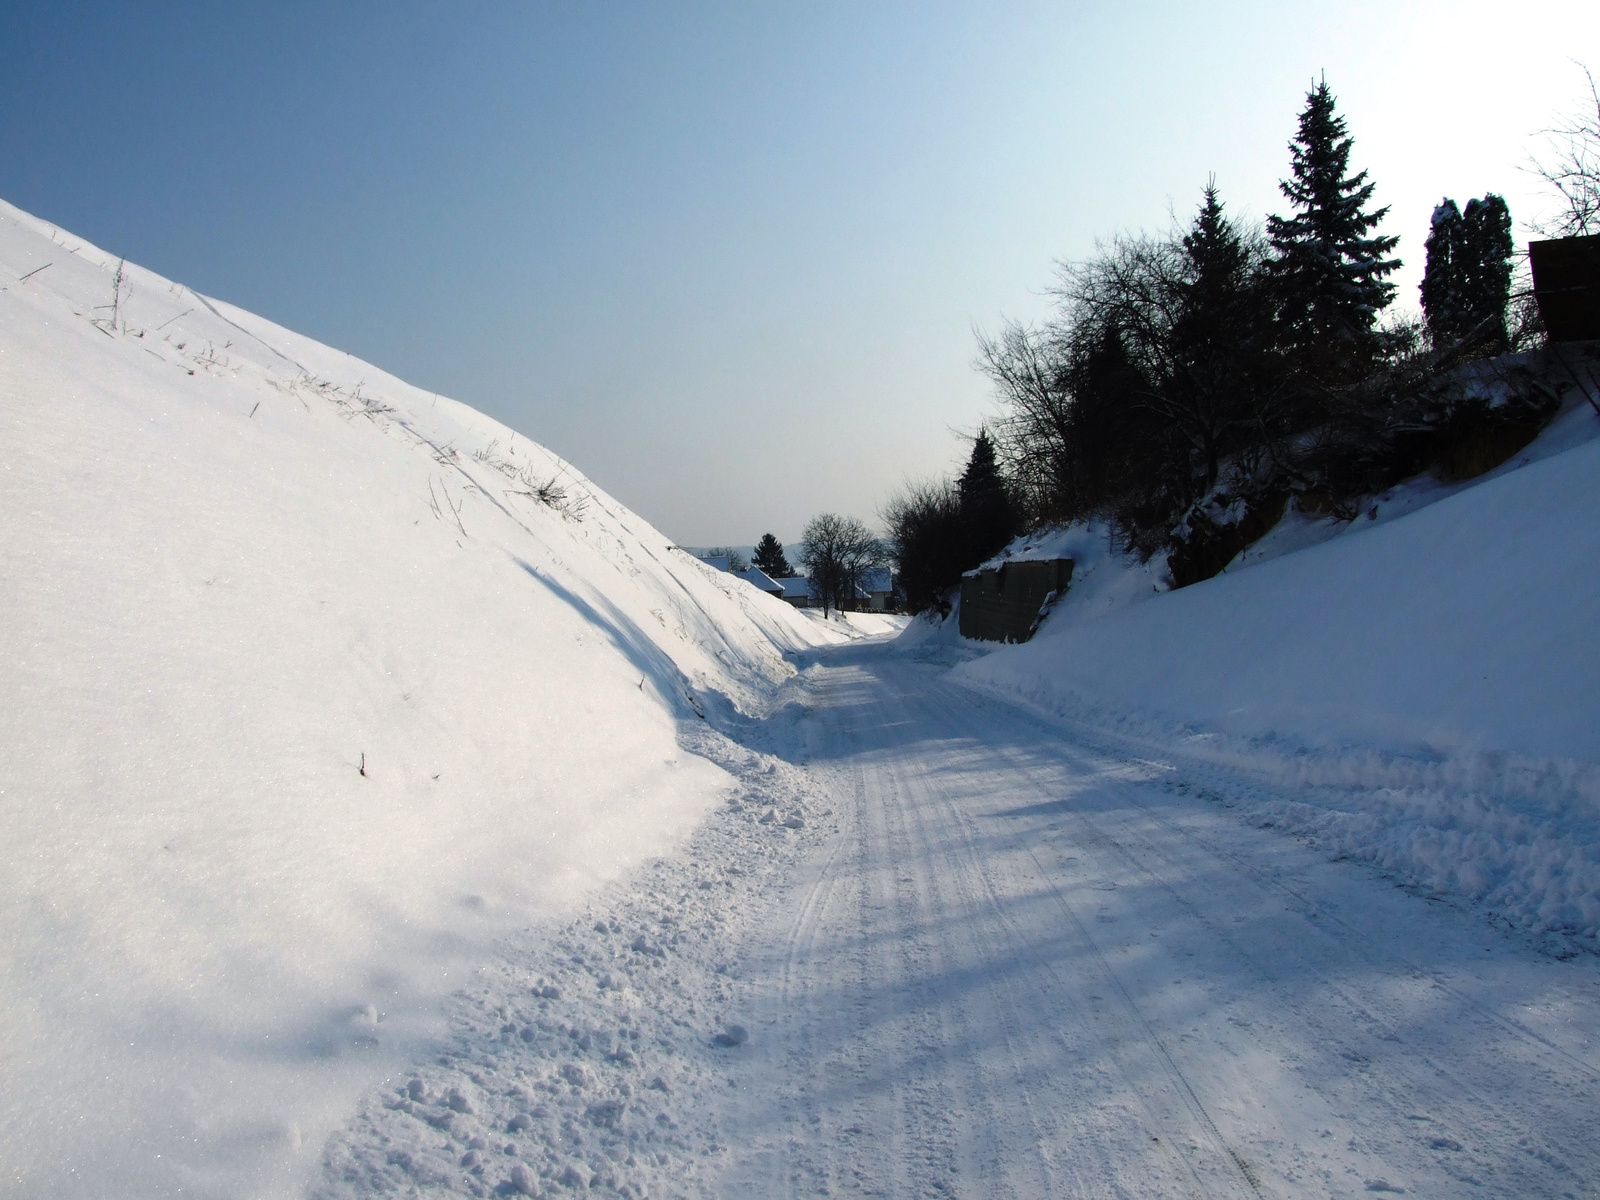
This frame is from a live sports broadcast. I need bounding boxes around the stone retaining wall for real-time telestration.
[958,558,1074,643]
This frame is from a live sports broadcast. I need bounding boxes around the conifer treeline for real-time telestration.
[888,79,1537,610]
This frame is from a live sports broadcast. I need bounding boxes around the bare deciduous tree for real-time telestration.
[978,205,1274,546]
[800,514,883,616]
[1527,62,1600,238]
[882,478,963,614]
[975,318,1074,521]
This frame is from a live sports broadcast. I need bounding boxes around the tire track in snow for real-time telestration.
[310,638,1600,1200]
[716,656,1248,1198]
[975,685,1600,1053]
[719,645,1600,1199]
[1051,762,1595,1195]
[939,671,1600,1197]
[886,668,1252,1200]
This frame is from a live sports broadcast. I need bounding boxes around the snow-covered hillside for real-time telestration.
[0,199,848,1198]
[968,395,1600,763]
[933,384,1600,948]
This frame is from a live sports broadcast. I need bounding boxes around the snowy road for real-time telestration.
[314,634,1600,1200]
[708,640,1600,1199]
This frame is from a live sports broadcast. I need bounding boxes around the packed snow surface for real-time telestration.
[0,199,852,1198]
[314,643,1600,1200]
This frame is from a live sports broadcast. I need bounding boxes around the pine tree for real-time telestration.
[751,533,792,579]
[1266,79,1401,377]
[957,429,1018,567]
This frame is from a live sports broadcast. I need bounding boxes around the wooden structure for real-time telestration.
[959,558,1074,643]
[1529,234,1600,342]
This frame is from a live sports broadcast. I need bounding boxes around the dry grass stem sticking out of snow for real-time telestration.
[472,438,587,518]
[427,477,469,539]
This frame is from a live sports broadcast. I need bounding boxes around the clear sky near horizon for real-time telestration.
[1,2,1594,545]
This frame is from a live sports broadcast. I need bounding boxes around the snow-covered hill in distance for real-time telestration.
[0,199,855,1197]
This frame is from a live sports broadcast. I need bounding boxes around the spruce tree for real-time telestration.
[751,533,792,579]
[1266,80,1401,377]
[957,429,1018,567]
[1169,183,1265,494]
[1179,186,1251,326]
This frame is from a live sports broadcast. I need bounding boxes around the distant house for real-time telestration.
[698,554,731,573]
[736,566,784,597]
[775,574,883,611]
[859,566,894,612]
[776,576,815,607]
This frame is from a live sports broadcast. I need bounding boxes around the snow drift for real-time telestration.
[0,199,845,1198]
[944,387,1600,948]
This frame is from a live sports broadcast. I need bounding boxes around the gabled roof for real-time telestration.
[775,575,877,600]
[737,567,783,593]
[859,566,893,593]
[698,554,731,572]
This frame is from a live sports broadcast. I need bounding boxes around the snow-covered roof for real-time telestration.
[698,554,731,572]
[737,567,783,593]
[965,526,1089,575]
[775,575,877,600]
[859,566,892,593]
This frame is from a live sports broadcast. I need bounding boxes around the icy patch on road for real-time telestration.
[314,718,837,1199]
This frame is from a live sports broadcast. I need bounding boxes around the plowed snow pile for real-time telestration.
[0,199,844,1198]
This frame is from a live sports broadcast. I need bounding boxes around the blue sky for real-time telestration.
[3,2,1595,544]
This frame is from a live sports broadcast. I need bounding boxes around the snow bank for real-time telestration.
[0,198,845,1198]
[801,609,911,638]
[950,396,1600,947]
[961,403,1600,763]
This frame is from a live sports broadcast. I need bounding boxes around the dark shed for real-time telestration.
[1529,234,1600,342]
